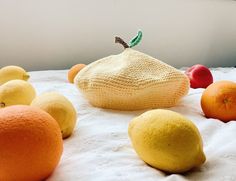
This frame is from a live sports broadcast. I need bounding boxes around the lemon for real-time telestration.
[128,109,206,173]
[31,92,77,139]
[0,80,36,108]
[0,66,30,85]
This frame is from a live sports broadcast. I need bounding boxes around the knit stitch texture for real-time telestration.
[74,48,189,110]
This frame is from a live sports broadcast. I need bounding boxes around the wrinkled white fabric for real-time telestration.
[28,67,236,181]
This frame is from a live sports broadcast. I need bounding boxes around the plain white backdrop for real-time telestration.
[0,0,235,70]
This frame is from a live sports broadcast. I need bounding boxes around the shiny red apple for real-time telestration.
[185,64,213,89]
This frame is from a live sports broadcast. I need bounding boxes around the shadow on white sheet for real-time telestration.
[28,68,236,181]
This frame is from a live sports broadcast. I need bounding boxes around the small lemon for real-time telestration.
[31,92,77,139]
[0,80,36,108]
[128,109,206,173]
[0,66,30,85]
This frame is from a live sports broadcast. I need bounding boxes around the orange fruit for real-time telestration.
[201,80,236,122]
[68,64,86,83]
[0,105,63,181]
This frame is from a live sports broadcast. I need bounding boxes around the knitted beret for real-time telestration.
[74,32,189,110]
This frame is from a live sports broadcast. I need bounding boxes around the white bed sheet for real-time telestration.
[29,68,236,181]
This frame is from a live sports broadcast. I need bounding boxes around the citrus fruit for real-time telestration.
[0,66,30,85]
[68,64,86,83]
[201,80,236,122]
[0,80,36,108]
[0,105,63,181]
[128,109,206,173]
[31,92,77,138]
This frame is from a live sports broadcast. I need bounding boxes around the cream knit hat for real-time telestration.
[74,31,189,110]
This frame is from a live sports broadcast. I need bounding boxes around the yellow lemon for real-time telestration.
[0,66,30,85]
[0,80,36,108]
[128,109,206,173]
[31,92,77,139]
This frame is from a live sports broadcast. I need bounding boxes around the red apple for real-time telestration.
[185,64,213,89]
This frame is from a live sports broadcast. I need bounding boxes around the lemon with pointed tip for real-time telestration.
[31,92,77,139]
[128,109,206,173]
[0,66,30,85]
[0,80,36,108]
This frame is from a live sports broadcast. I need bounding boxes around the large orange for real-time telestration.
[201,80,236,122]
[0,105,63,181]
[68,64,86,83]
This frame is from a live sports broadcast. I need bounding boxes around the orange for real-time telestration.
[68,64,86,83]
[0,105,63,181]
[201,80,236,122]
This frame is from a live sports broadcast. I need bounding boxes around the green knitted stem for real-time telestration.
[129,30,142,48]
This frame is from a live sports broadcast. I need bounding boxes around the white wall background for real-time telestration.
[0,0,235,71]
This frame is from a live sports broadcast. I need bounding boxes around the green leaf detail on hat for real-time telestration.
[129,30,142,48]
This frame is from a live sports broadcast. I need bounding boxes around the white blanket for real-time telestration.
[29,68,236,181]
